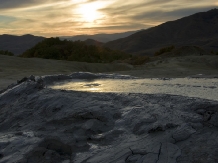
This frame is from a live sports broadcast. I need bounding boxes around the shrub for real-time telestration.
[154,45,175,56]
[0,50,14,56]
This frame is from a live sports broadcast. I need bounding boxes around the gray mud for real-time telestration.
[49,77,218,101]
[0,74,218,163]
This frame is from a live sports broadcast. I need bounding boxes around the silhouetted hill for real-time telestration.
[0,34,45,55]
[105,9,218,55]
[61,30,139,43]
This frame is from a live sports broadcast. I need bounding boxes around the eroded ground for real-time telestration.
[0,75,218,163]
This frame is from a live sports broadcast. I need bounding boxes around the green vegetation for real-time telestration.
[0,50,14,56]
[154,45,175,56]
[20,37,131,63]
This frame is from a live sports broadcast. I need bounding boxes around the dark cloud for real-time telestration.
[0,0,217,36]
[99,0,176,15]
[99,0,217,18]
[131,6,217,21]
[0,0,43,9]
[0,0,70,9]
[99,0,218,31]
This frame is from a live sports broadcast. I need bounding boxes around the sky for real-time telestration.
[0,0,217,37]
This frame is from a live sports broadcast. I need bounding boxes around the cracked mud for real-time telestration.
[0,73,218,163]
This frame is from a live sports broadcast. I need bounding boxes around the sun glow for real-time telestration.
[76,2,105,23]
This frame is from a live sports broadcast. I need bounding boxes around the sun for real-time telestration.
[76,2,104,23]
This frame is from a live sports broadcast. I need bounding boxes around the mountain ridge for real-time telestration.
[60,30,139,43]
[0,34,45,55]
[105,8,218,55]
[0,31,139,55]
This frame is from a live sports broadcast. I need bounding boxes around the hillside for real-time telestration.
[0,34,45,55]
[20,37,131,63]
[61,30,138,43]
[83,39,104,47]
[105,9,218,55]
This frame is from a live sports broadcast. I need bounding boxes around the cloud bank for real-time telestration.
[0,0,217,36]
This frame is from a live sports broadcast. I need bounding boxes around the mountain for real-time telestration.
[105,9,218,55]
[61,30,139,43]
[83,39,104,47]
[0,34,45,55]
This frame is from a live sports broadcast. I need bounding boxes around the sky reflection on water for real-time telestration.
[49,78,218,101]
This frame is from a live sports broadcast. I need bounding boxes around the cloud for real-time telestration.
[131,6,217,21]
[0,0,217,36]
[99,0,218,29]
[0,0,47,9]
[0,0,71,9]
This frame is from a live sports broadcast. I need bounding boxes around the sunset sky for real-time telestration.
[0,0,217,37]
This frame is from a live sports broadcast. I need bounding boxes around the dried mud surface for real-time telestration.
[0,75,218,163]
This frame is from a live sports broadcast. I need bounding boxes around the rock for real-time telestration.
[29,75,35,81]
[17,77,28,84]
[172,124,196,142]
[34,77,44,89]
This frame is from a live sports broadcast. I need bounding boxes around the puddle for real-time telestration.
[48,78,218,101]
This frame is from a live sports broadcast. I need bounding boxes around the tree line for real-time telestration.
[20,37,132,63]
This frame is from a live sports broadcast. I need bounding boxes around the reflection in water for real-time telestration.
[49,78,218,101]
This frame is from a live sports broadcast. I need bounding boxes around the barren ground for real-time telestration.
[1,54,218,90]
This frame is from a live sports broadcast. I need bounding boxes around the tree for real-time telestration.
[20,37,132,63]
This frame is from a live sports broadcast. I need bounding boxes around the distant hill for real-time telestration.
[0,31,139,55]
[61,30,139,43]
[20,37,131,63]
[83,39,104,47]
[105,9,218,55]
[0,34,45,55]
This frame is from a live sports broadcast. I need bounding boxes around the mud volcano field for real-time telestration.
[0,73,218,163]
[1,8,218,162]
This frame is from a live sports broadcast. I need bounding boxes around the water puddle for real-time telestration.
[48,78,218,101]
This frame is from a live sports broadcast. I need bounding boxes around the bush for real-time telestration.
[154,45,175,56]
[0,50,14,56]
